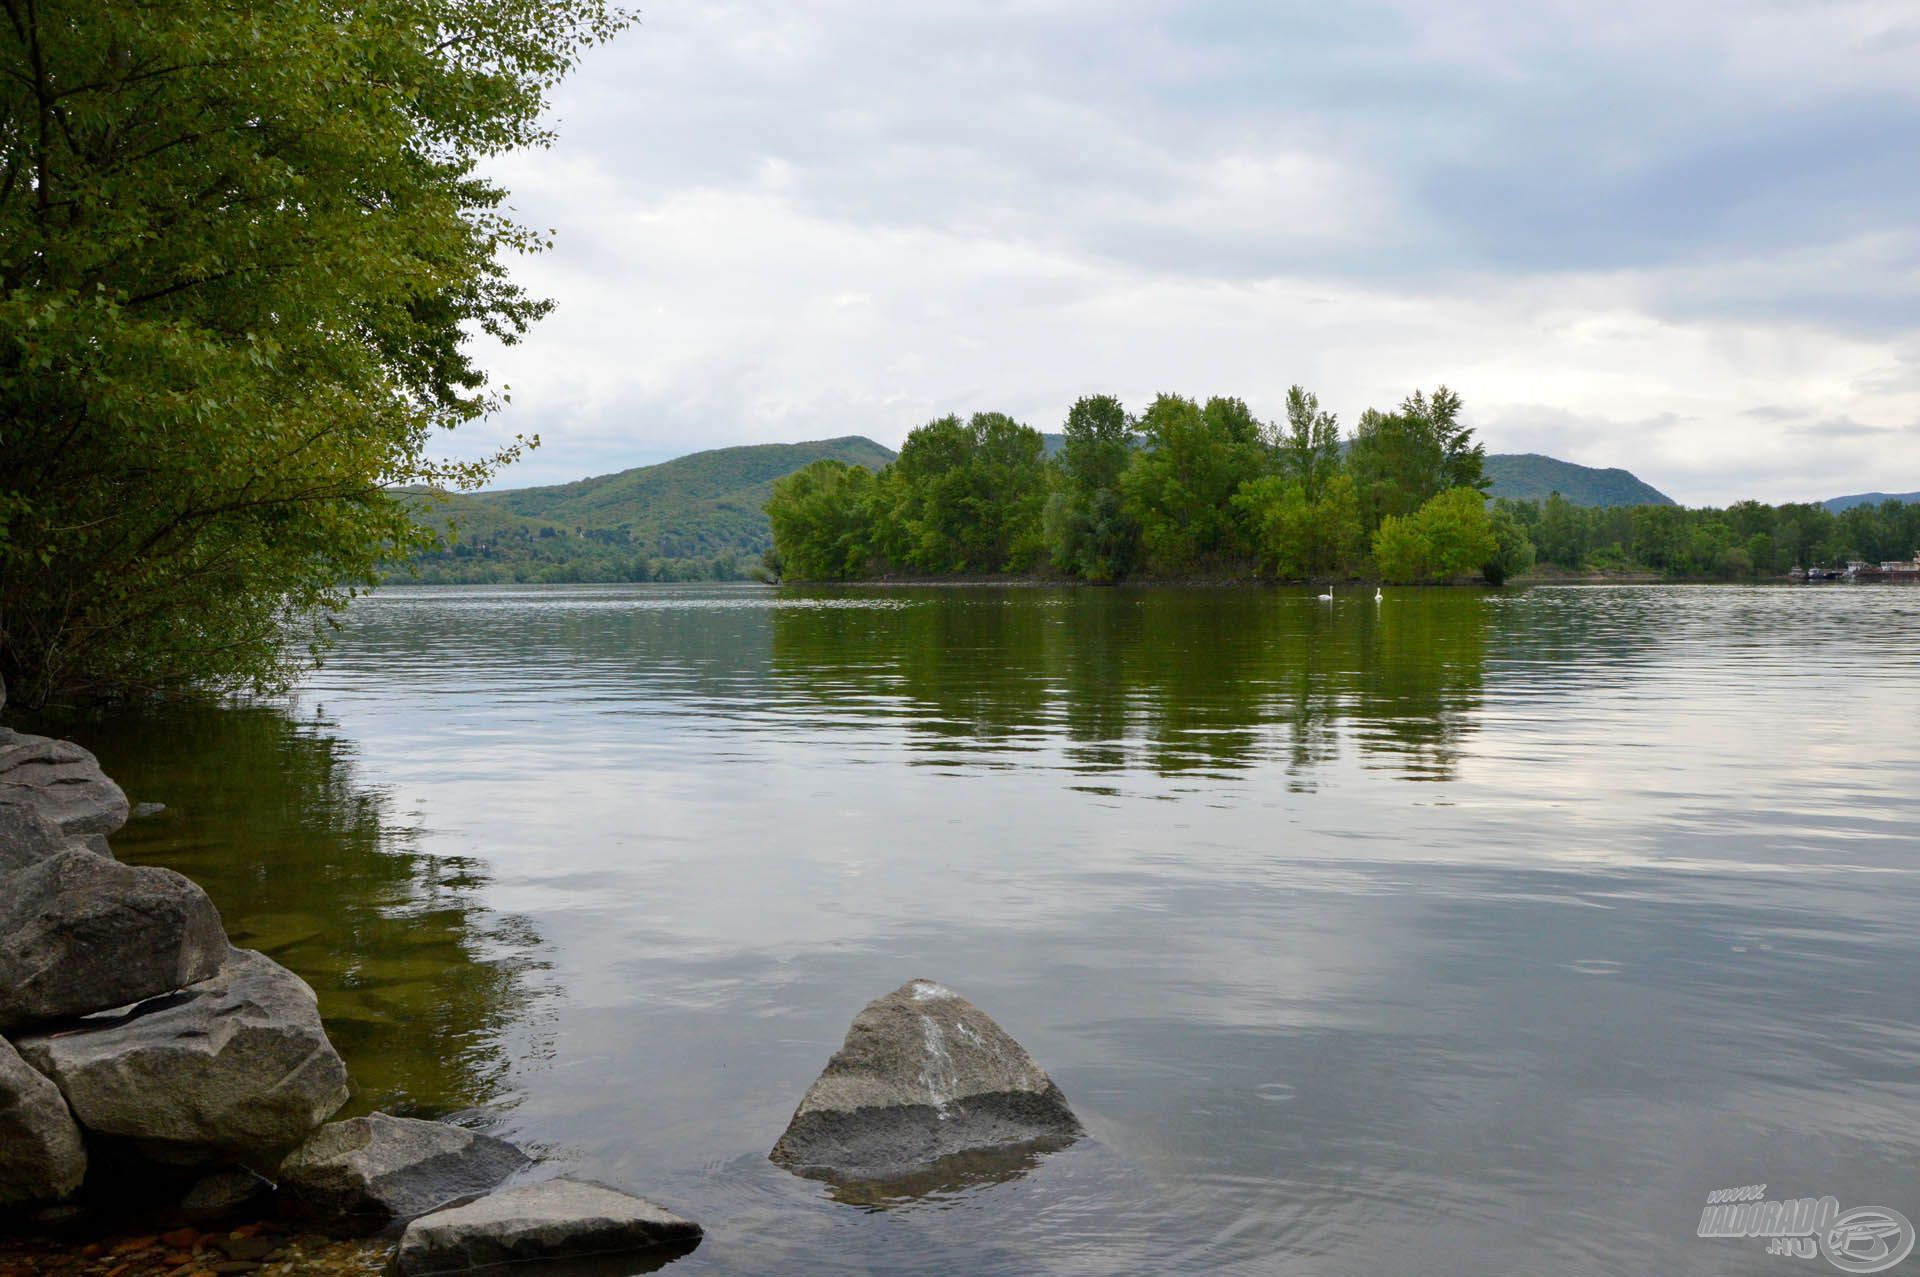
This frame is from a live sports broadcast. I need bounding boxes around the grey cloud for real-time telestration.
[1855,350,1920,394]
[449,2,1920,499]
[1789,416,1895,438]
[528,0,1920,332]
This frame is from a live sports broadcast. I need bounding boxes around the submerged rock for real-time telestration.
[0,848,228,1031]
[770,979,1082,1185]
[278,1112,531,1235]
[389,1179,702,1275]
[16,948,349,1164]
[178,1166,275,1222]
[0,731,130,840]
[0,1035,87,1206]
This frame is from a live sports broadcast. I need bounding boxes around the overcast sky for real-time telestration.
[457,0,1920,505]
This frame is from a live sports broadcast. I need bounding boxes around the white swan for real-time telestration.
[1374,587,1383,602]
[1316,586,1334,602]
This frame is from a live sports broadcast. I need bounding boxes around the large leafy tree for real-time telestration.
[1119,393,1269,571]
[0,0,628,702]
[885,412,1048,573]
[1277,384,1342,503]
[765,460,879,580]
[1044,393,1139,581]
[1235,471,1363,580]
[1348,386,1487,530]
[1373,486,1500,583]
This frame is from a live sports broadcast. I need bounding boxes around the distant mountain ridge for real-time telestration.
[401,436,894,582]
[1482,453,1675,507]
[1823,490,1920,513]
[395,434,1680,583]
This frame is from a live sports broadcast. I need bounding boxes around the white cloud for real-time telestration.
[444,0,1920,505]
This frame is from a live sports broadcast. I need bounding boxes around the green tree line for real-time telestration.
[767,389,1538,585]
[1498,493,1920,578]
[407,524,753,585]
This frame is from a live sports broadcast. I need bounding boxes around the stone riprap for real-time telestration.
[0,849,228,1032]
[16,948,349,1165]
[389,1179,702,1275]
[0,1034,87,1206]
[771,979,1081,1184]
[277,1112,532,1235]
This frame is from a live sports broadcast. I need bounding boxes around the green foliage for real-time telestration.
[1046,395,1140,580]
[1483,454,1674,507]
[765,461,879,580]
[1349,386,1486,529]
[1496,494,1920,577]
[1057,395,1134,493]
[881,413,1049,573]
[1372,515,1428,585]
[766,386,1532,586]
[1235,473,1363,579]
[0,0,629,702]
[1372,488,1500,584]
[1118,394,1270,571]
[400,437,892,582]
[1278,385,1343,503]
[1484,506,1537,586]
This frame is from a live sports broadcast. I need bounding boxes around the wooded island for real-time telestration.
[767,390,1920,585]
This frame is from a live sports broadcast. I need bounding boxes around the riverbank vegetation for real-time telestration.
[768,394,1919,587]
[768,389,1537,585]
[0,0,628,704]
[1496,493,1920,578]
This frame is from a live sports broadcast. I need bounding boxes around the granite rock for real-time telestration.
[278,1112,530,1235]
[389,1179,701,1274]
[770,979,1081,1184]
[0,731,130,840]
[0,848,227,1031]
[16,948,349,1164]
[0,1035,87,1206]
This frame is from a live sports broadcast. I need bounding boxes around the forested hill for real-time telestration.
[393,432,1675,584]
[1825,490,1920,513]
[399,436,896,583]
[1482,454,1675,507]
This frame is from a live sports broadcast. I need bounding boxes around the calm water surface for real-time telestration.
[45,583,1920,1275]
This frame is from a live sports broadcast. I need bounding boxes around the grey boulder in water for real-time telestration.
[771,979,1081,1185]
[390,1179,702,1274]
[277,1112,531,1235]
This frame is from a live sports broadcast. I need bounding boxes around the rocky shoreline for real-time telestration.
[0,678,702,1273]
[4,677,1089,1272]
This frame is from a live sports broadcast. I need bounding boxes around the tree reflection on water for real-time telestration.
[35,703,552,1123]
[769,586,1490,785]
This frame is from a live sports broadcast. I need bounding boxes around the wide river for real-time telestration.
[53,582,1920,1275]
